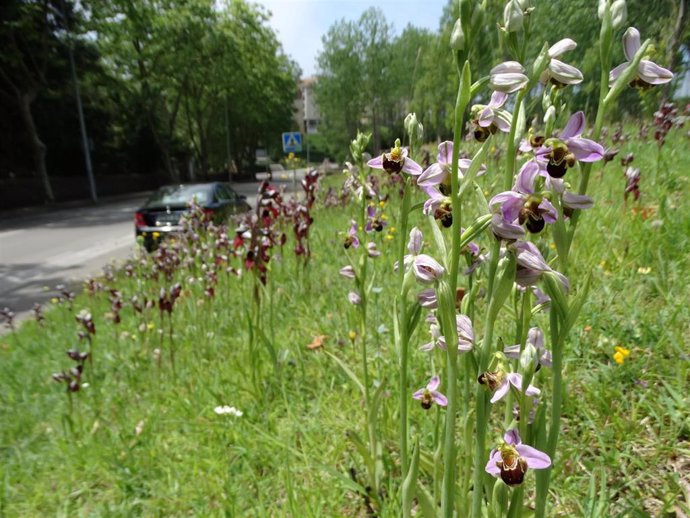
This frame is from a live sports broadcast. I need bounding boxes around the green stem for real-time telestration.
[471,239,501,518]
[504,89,526,191]
[441,57,470,518]
[398,178,412,488]
[534,304,563,516]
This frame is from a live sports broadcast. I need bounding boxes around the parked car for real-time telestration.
[134,182,250,251]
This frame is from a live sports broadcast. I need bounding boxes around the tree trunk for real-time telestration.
[663,0,688,102]
[19,91,53,202]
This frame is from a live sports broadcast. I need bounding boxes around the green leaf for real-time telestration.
[325,351,365,397]
[427,213,448,268]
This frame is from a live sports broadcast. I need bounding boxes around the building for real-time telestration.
[294,76,320,135]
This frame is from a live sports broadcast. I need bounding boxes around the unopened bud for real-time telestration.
[519,342,538,371]
[544,106,556,125]
[450,19,465,51]
[503,0,524,32]
[610,0,627,29]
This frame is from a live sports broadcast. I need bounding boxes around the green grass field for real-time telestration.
[1,127,689,517]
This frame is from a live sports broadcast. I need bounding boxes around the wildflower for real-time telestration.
[540,39,583,87]
[489,160,558,234]
[364,205,387,233]
[637,266,651,275]
[348,291,361,305]
[366,242,381,258]
[613,345,631,364]
[420,314,474,352]
[339,265,355,279]
[472,91,512,141]
[418,141,486,194]
[485,429,551,486]
[491,212,526,241]
[412,375,448,409]
[544,175,594,217]
[400,227,446,284]
[490,61,529,93]
[514,241,569,289]
[348,330,357,341]
[422,185,454,228]
[214,405,243,417]
[343,220,360,249]
[609,28,673,88]
[537,112,604,178]
[504,327,552,369]
[624,166,641,201]
[417,288,438,309]
[480,371,541,403]
[367,138,422,176]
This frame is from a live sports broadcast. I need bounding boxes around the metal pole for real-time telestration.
[304,83,310,167]
[225,96,232,182]
[62,2,96,202]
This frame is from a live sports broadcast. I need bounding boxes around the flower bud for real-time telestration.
[450,19,465,51]
[404,113,424,146]
[519,342,538,371]
[610,0,627,29]
[544,105,556,125]
[503,0,524,32]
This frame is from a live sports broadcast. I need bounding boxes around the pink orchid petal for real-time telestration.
[516,444,552,469]
[567,137,604,162]
[504,429,521,445]
[489,90,508,108]
[418,163,448,187]
[490,380,511,403]
[485,449,502,476]
[638,60,673,85]
[367,155,383,169]
[479,107,494,127]
[437,141,453,165]
[561,111,585,139]
[427,375,440,391]
[623,27,640,61]
[548,38,577,58]
[402,157,423,176]
[431,391,448,406]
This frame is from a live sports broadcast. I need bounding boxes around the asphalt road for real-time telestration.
[0,171,309,326]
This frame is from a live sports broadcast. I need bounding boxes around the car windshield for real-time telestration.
[146,185,211,208]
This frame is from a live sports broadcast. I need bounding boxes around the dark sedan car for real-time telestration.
[135,182,250,250]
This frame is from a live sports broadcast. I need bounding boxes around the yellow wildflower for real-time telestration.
[348,330,357,341]
[613,346,630,365]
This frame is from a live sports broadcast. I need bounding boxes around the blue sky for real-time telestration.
[255,0,448,77]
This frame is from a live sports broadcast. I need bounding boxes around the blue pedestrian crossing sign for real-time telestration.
[282,132,302,153]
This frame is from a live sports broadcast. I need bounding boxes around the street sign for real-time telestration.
[282,132,302,153]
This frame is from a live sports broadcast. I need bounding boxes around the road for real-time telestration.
[0,171,309,327]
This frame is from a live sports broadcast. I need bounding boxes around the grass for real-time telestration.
[1,126,689,517]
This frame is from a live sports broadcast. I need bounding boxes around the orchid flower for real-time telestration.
[545,175,594,217]
[412,375,448,409]
[364,204,387,233]
[540,38,583,87]
[472,91,512,141]
[537,111,604,178]
[514,241,569,289]
[417,288,438,309]
[505,327,553,368]
[420,313,474,352]
[490,61,529,93]
[418,141,486,193]
[489,161,557,234]
[400,227,446,284]
[339,265,355,279]
[485,429,551,486]
[609,28,673,88]
[368,138,422,176]
[486,372,541,404]
[343,220,360,249]
[348,291,361,305]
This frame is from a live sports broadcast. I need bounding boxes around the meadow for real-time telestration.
[1,116,689,517]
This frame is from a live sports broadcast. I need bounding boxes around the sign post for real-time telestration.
[282,132,302,194]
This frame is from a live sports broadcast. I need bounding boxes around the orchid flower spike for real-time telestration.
[609,28,673,88]
[412,375,448,409]
[367,139,422,176]
[485,429,551,486]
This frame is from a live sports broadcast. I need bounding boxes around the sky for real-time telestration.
[255,0,448,77]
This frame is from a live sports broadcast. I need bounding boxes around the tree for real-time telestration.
[0,0,72,201]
